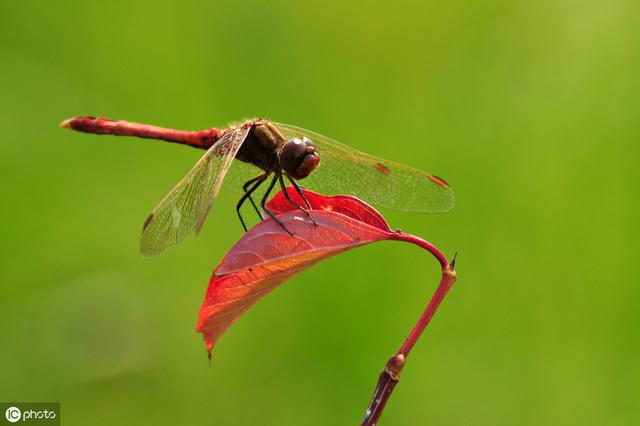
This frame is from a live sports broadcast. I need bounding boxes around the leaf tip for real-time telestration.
[205,340,214,364]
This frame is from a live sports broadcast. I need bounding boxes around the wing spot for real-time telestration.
[143,213,154,230]
[373,163,391,175]
[428,175,449,187]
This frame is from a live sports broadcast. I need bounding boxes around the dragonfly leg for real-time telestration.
[279,175,317,226]
[286,175,313,209]
[261,174,294,236]
[236,173,268,232]
[242,174,266,220]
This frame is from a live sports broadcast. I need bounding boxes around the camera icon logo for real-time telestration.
[5,406,21,423]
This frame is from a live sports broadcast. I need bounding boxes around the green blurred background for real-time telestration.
[1,1,638,424]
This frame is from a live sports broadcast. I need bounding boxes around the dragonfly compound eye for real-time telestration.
[279,137,320,179]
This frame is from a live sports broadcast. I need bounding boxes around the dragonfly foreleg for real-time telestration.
[236,173,268,232]
[261,174,294,236]
[286,175,313,209]
[279,175,317,227]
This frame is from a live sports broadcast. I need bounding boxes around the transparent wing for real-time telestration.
[222,158,260,194]
[140,126,251,256]
[275,123,455,213]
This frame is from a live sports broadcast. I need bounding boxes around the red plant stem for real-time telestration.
[361,234,457,426]
[60,116,221,149]
[392,232,449,269]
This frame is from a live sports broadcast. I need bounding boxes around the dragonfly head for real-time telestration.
[279,136,320,180]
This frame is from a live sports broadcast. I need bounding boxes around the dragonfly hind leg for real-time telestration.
[236,173,268,232]
[279,175,317,226]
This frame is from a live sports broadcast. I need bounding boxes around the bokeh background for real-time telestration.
[1,1,638,425]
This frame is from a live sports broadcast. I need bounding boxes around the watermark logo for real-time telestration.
[4,407,20,423]
[1,404,59,425]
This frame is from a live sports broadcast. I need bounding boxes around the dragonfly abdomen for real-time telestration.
[61,116,223,149]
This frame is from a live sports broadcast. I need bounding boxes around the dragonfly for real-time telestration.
[61,116,455,256]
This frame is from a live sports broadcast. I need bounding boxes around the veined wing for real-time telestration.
[222,157,262,193]
[276,123,455,213]
[140,126,251,256]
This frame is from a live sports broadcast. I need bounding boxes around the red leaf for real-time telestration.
[265,187,392,232]
[195,187,430,358]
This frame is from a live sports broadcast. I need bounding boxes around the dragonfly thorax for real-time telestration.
[234,122,282,173]
[235,121,320,180]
